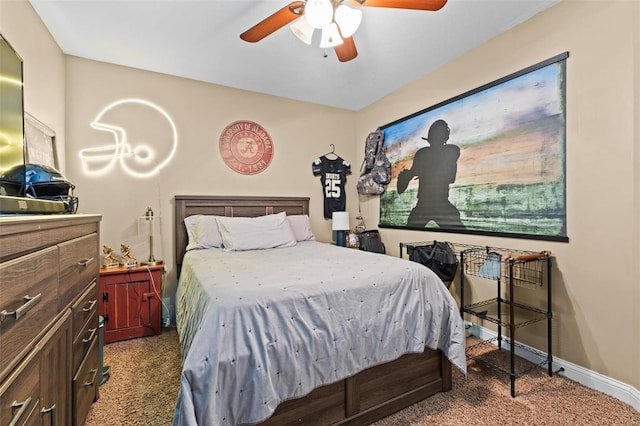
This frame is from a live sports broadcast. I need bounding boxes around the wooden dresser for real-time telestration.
[0,214,101,426]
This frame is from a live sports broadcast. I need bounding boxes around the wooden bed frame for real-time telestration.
[174,195,453,425]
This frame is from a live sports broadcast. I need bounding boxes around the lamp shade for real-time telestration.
[304,0,333,29]
[332,211,350,230]
[335,4,362,38]
[291,16,314,45]
[137,211,159,236]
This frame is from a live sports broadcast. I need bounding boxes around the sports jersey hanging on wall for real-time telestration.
[312,145,351,219]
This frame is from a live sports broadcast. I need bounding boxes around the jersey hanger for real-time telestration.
[324,144,338,159]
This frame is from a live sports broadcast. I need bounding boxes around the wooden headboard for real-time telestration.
[174,195,310,274]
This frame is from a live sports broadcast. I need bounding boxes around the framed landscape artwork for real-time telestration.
[379,52,569,242]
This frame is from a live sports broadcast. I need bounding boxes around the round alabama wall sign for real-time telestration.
[219,120,274,175]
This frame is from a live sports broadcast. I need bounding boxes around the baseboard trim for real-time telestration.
[468,324,640,412]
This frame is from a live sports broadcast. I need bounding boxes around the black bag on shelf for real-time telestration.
[409,241,458,283]
[358,230,385,254]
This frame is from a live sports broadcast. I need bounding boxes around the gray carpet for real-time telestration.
[86,329,640,425]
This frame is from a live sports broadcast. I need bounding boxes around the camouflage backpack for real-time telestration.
[371,145,391,185]
[363,129,384,170]
[357,128,391,195]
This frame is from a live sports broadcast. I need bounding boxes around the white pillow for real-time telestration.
[217,212,297,251]
[287,215,316,242]
[184,215,224,251]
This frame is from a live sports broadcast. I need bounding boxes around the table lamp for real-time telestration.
[332,211,350,247]
[139,207,163,266]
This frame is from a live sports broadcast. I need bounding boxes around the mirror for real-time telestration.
[0,32,25,182]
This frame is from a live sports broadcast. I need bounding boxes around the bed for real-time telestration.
[173,195,466,426]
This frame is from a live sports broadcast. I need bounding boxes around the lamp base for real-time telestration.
[140,260,163,266]
[336,230,346,247]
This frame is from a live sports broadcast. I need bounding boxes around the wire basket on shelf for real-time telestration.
[502,252,550,288]
[463,247,550,288]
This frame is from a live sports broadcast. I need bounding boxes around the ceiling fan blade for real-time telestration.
[349,0,447,11]
[335,36,358,62]
[240,1,305,42]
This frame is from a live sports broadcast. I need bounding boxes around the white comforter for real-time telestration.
[173,241,466,426]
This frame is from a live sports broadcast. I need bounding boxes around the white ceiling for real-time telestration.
[29,0,559,111]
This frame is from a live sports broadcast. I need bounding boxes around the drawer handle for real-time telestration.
[41,404,56,426]
[83,299,97,313]
[83,368,98,387]
[77,257,95,268]
[0,294,42,324]
[9,396,32,426]
[83,327,97,343]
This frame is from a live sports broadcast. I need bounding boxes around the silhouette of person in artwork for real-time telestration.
[397,119,466,229]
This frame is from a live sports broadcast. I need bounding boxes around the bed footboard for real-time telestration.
[259,348,452,425]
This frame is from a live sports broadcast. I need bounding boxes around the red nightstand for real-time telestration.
[98,264,164,344]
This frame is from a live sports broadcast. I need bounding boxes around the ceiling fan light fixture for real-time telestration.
[334,4,362,38]
[304,0,334,29]
[291,16,314,45]
[319,22,344,48]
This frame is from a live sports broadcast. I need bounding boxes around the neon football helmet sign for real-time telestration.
[79,99,177,178]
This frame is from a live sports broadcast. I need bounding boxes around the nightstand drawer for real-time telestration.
[0,247,58,383]
[0,349,40,426]
[59,234,99,311]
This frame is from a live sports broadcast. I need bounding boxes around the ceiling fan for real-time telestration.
[240,0,448,62]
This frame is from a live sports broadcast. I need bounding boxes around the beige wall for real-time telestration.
[634,0,640,400]
[64,57,357,302]
[3,0,639,398]
[356,0,640,390]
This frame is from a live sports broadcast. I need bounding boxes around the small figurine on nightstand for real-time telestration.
[119,243,138,268]
[102,244,119,269]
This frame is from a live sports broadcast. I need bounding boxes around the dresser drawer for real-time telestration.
[72,337,98,426]
[39,310,73,426]
[71,280,98,339]
[0,247,58,383]
[71,280,98,374]
[59,234,99,311]
[0,221,98,263]
[71,307,98,374]
[0,349,40,426]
